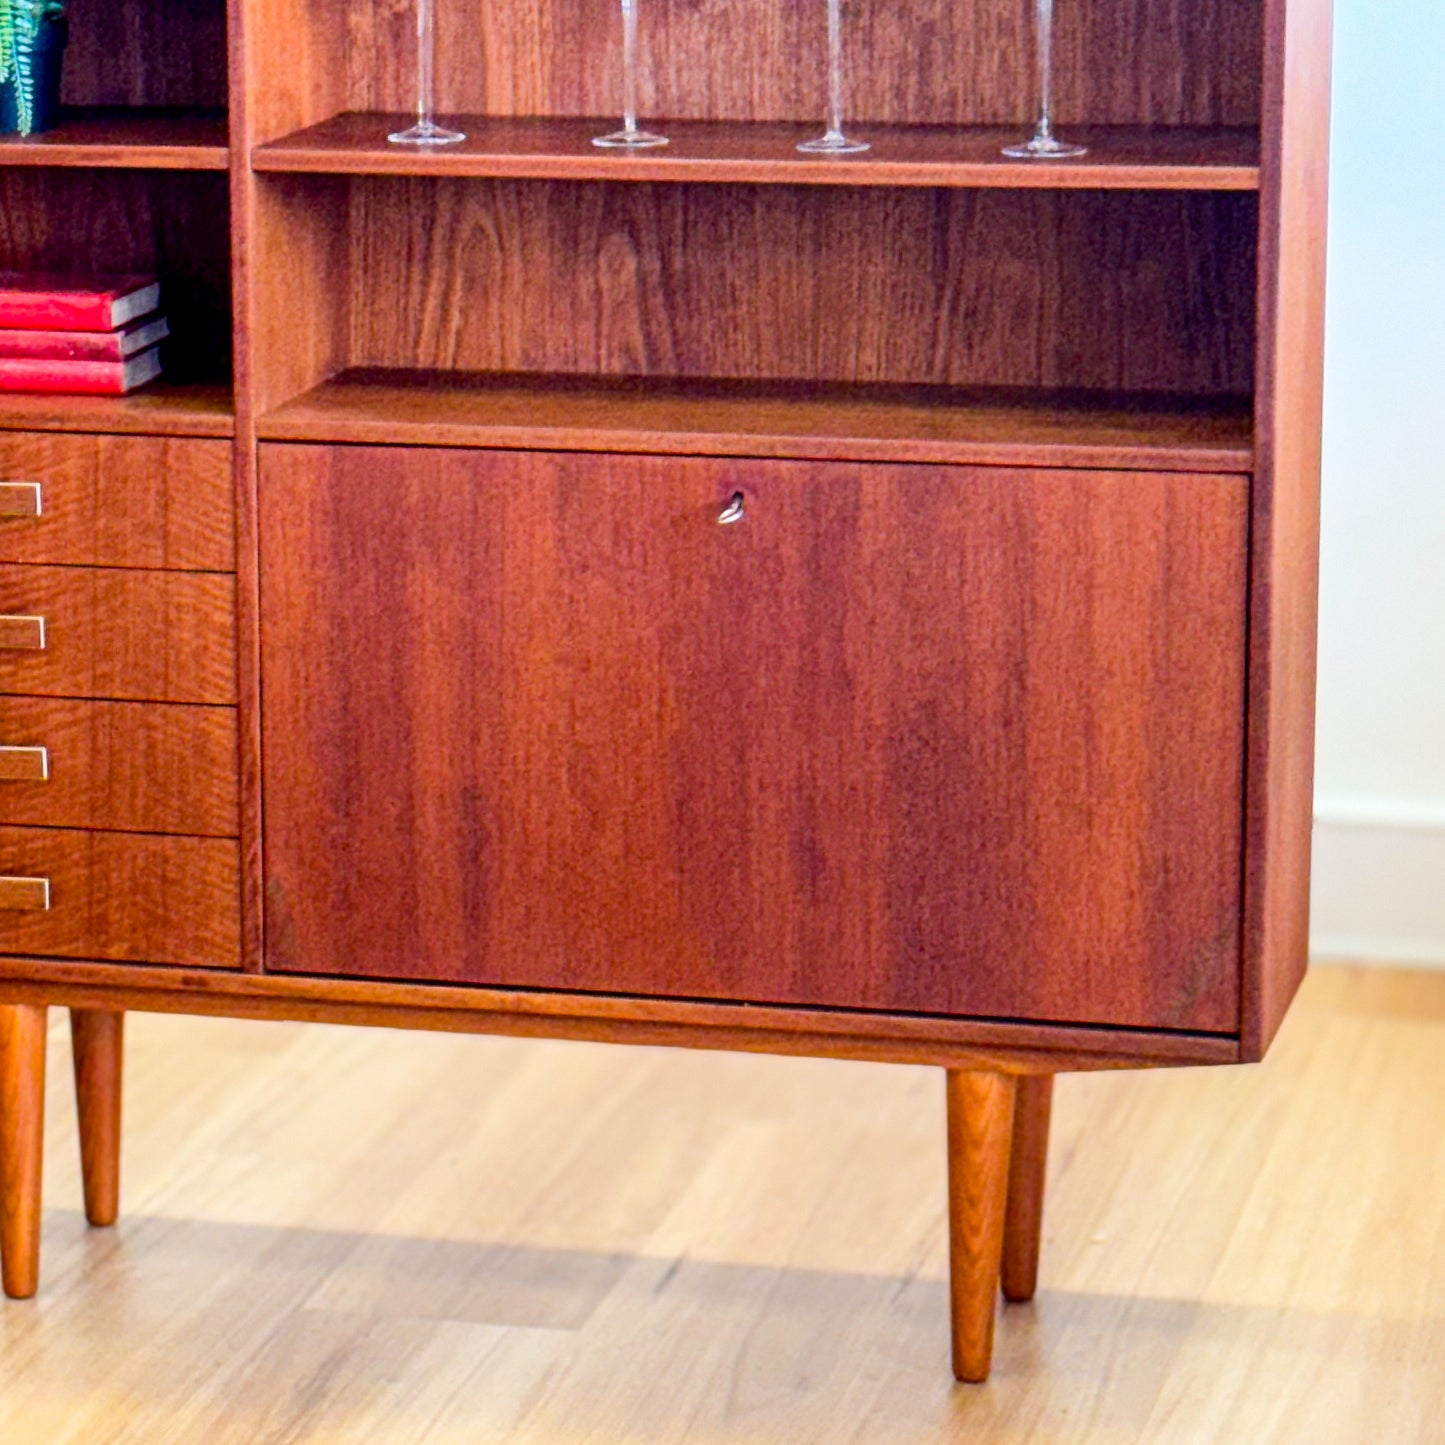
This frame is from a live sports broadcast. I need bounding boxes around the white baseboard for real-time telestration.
[1310,798,1445,967]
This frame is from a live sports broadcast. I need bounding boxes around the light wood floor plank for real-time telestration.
[1,964,1442,1442]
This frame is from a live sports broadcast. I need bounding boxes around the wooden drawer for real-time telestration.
[0,826,239,968]
[0,433,233,571]
[0,697,237,835]
[0,565,236,704]
[261,444,1249,1032]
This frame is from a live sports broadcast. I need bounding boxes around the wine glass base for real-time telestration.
[593,129,670,149]
[1001,134,1087,160]
[388,121,467,146]
[797,133,870,155]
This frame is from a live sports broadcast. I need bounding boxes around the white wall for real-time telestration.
[1310,0,1445,962]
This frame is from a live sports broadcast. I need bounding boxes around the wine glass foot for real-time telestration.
[593,128,669,149]
[388,120,467,145]
[1001,132,1086,159]
[797,131,870,155]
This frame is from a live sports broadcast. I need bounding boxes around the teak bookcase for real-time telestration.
[0,0,1330,1382]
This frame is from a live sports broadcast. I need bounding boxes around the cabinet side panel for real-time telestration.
[1244,0,1333,1058]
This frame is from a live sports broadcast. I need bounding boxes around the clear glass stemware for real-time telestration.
[798,0,869,154]
[594,0,668,148]
[1003,0,1085,159]
[388,0,466,144]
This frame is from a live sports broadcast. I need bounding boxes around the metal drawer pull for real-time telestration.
[0,876,50,911]
[717,491,747,525]
[0,746,48,782]
[0,482,42,518]
[0,615,45,650]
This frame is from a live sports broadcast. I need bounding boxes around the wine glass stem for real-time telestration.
[622,0,640,134]
[1036,0,1055,140]
[417,0,436,127]
[826,0,845,137]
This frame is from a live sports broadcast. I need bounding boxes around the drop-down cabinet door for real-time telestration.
[259,444,1247,1032]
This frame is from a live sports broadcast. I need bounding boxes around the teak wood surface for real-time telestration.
[254,116,1262,190]
[0,434,234,571]
[260,446,1247,1031]
[67,1008,122,1228]
[259,371,1255,474]
[0,0,1329,1384]
[0,566,237,705]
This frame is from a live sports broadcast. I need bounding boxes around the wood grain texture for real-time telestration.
[0,1001,45,1298]
[0,566,236,704]
[1001,1073,1054,1303]
[61,0,227,110]
[68,1008,122,1227]
[343,180,1257,394]
[260,445,1246,1032]
[0,434,233,571]
[1242,0,1332,1060]
[0,386,234,439]
[0,828,240,968]
[259,371,1255,474]
[0,959,1240,1072]
[0,110,228,170]
[335,0,1261,127]
[246,177,349,415]
[254,116,1261,190]
[0,171,232,387]
[946,1069,1016,1382]
[0,698,237,835]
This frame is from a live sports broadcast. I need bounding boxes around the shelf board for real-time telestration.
[259,371,1253,473]
[0,382,234,438]
[253,115,1260,190]
[0,109,229,170]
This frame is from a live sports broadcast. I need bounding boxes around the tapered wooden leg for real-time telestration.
[0,1003,48,1299]
[70,1009,123,1228]
[945,1068,1016,1383]
[1001,1074,1053,1303]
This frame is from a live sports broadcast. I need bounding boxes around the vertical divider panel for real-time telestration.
[232,0,353,968]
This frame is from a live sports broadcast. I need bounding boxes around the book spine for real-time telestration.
[0,296,114,331]
[0,333,126,363]
[0,359,139,394]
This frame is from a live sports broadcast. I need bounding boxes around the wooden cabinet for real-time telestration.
[260,444,1247,1031]
[0,0,1330,1386]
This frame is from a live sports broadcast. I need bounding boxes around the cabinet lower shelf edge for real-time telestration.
[0,958,1242,1071]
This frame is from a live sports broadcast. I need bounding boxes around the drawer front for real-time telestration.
[0,433,233,571]
[0,565,236,704]
[261,445,1248,1032]
[0,826,239,968]
[0,697,237,835]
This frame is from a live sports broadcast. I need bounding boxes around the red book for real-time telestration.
[0,315,169,363]
[0,275,163,332]
[0,347,164,395]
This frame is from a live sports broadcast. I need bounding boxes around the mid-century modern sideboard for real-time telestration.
[0,0,1329,1382]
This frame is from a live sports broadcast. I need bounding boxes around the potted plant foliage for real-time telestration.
[0,0,66,136]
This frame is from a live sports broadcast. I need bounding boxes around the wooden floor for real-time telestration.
[1,964,1442,1442]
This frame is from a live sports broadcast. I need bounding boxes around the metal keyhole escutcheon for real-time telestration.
[717,491,747,525]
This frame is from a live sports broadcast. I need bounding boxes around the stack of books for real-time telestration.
[0,275,168,395]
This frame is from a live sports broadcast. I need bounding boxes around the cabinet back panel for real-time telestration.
[61,0,228,109]
[346,180,1256,394]
[340,0,1261,127]
[260,444,1246,1032]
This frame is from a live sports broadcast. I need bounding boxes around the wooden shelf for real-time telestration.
[0,382,234,437]
[258,370,1252,472]
[0,109,229,170]
[253,115,1260,190]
